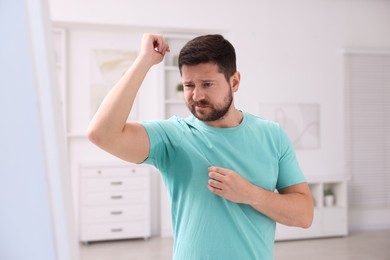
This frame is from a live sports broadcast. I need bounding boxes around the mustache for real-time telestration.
[188,99,210,107]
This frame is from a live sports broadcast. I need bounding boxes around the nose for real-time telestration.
[192,86,205,102]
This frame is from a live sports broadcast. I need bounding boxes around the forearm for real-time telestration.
[207,167,314,228]
[88,56,152,139]
[247,184,313,228]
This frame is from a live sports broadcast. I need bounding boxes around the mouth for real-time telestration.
[187,99,212,116]
[193,104,211,114]
[195,104,209,109]
[190,100,209,107]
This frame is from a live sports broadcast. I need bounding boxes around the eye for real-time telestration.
[203,81,214,88]
[184,83,195,88]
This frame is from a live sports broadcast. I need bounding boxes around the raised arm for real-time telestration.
[87,34,169,163]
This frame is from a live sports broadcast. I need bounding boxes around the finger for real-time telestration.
[208,179,223,190]
[208,171,225,182]
[160,39,170,54]
[153,36,170,55]
[208,184,224,196]
[153,39,162,53]
[208,166,228,176]
[162,45,170,55]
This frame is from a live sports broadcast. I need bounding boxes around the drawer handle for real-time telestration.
[111,211,123,215]
[111,181,123,186]
[110,195,123,200]
[111,228,123,233]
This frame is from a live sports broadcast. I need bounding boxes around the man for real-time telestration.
[88,33,313,259]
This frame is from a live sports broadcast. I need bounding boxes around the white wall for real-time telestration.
[49,0,390,232]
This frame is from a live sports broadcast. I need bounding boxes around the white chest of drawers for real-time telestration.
[79,163,151,243]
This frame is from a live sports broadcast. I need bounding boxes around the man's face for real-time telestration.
[181,63,233,122]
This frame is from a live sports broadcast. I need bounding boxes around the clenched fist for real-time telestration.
[139,33,170,66]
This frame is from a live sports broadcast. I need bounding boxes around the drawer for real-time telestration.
[81,166,149,178]
[82,176,149,192]
[82,204,149,223]
[83,190,148,205]
[81,220,151,242]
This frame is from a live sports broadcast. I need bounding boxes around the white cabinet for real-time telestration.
[275,175,349,240]
[79,163,151,242]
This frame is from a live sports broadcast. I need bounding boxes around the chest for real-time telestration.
[177,131,280,191]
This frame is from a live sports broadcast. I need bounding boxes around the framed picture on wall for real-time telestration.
[258,103,320,149]
[90,49,138,120]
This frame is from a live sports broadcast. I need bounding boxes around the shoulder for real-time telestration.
[244,112,290,149]
[245,112,281,133]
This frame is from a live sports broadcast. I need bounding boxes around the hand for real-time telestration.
[208,166,254,204]
[139,33,170,66]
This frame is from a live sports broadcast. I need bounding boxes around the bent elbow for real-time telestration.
[87,125,102,145]
[300,195,314,229]
[301,218,313,229]
[301,211,314,229]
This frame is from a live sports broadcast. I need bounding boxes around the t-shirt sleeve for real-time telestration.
[140,118,183,172]
[276,125,307,190]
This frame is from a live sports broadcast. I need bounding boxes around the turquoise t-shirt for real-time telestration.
[141,111,306,260]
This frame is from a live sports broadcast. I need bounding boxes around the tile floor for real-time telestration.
[80,230,390,260]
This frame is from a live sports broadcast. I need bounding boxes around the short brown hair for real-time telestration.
[178,34,237,81]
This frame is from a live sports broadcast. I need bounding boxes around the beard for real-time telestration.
[186,90,233,122]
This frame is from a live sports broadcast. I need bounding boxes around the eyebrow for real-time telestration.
[202,80,215,83]
[183,80,215,84]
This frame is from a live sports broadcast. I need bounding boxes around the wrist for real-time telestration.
[245,184,265,208]
[135,54,155,69]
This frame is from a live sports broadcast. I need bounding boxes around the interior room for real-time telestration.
[2,0,390,259]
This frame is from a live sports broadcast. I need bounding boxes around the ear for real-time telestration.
[230,71,241,92]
